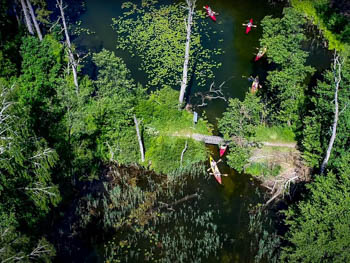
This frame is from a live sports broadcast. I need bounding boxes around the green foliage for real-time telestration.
[281,169,350,262]
[225,144,251,173]
[146,136,207,174]
[136,86,209,174]
[253,126,295,143]
[260,8,315,128]
[0,82,58,261]
[30,0,52,25]
[219,93,265,139]
[291,0,350,53]
[301,58,350,169]
[218,93,265,172]
[300,114,323,167]
[17,35,64,135]
[0,211,55,262]
[0,0,21,79]
[0,81,60,224]
[245,162,281,178]
[76,166,222,263]
[89,49,142,164]
[249,208,281,263]
[112,0,221,90]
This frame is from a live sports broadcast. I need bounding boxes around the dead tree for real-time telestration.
[26,0,42,40]
[179,0,196,106]
[134,115,145,162]
[320,54,344,175]
[194,79,228,107]
[56,0,79,93]
[20,0,34,35]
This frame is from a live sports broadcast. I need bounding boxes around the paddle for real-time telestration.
[209,173,229,177]
[207,158,223,171]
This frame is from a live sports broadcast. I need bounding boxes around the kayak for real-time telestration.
[219,145,227,157]
[246,18,253,34]
[204,5,217,22]
[209,156,222,184]
[255,47,267,61]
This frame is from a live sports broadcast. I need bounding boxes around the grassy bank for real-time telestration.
[136,87,211,174]
[246,126,297,179]
[291,0,350,54]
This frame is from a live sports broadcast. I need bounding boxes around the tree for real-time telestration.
[260,8,314,128]
[26,0,43,40]
[179,0,196,106]
[281,169,350,263]
[0,212,55,262]
[56,0,79,93]
[0,81,60,224]
[301,58,350,170]
[320,54,344,174]
[218,93,265,171]
[18,36,64,136]
[20,0,34,35]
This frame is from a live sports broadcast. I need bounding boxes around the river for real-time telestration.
[76,0,331,262]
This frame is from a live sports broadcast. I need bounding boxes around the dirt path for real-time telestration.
[261,141,296,148]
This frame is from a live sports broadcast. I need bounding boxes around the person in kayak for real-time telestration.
[242,20,257,28]
[203,6,219,17]
[250,76,262,94]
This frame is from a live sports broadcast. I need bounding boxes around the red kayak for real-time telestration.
[204,5,217,22]
[255,47,267,61]
[219,145,227,157]
[245,19,254,34]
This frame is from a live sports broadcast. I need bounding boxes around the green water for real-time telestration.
[76,0,331,262]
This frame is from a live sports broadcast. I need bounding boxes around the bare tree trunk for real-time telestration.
[12,4,21,26]
[180,140,188,166]
[320,54,343,175]
[26,0,43,41]
[57,0,79,93]
[179,0,196,107]
[134,115,145,162]
[20,0,34,35]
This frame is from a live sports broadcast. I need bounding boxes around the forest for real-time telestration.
[0,0,350,262]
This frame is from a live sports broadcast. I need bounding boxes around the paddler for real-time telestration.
[203,6,219,17]
[242,20,257,28]
[250,76,261,94]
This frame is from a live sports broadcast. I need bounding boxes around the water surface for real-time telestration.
[77,1,330,262]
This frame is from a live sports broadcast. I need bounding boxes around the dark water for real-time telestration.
[76,0,331,262]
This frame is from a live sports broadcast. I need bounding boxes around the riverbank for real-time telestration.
[291,0,350,54]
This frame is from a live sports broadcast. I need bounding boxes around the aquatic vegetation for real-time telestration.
[112,0,222,90]
[74,165,223,262]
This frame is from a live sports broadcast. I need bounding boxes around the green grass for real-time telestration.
[245,162,281,178]
[135,86,210,174]
[253,125,296,143]
[291,0,350,54]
